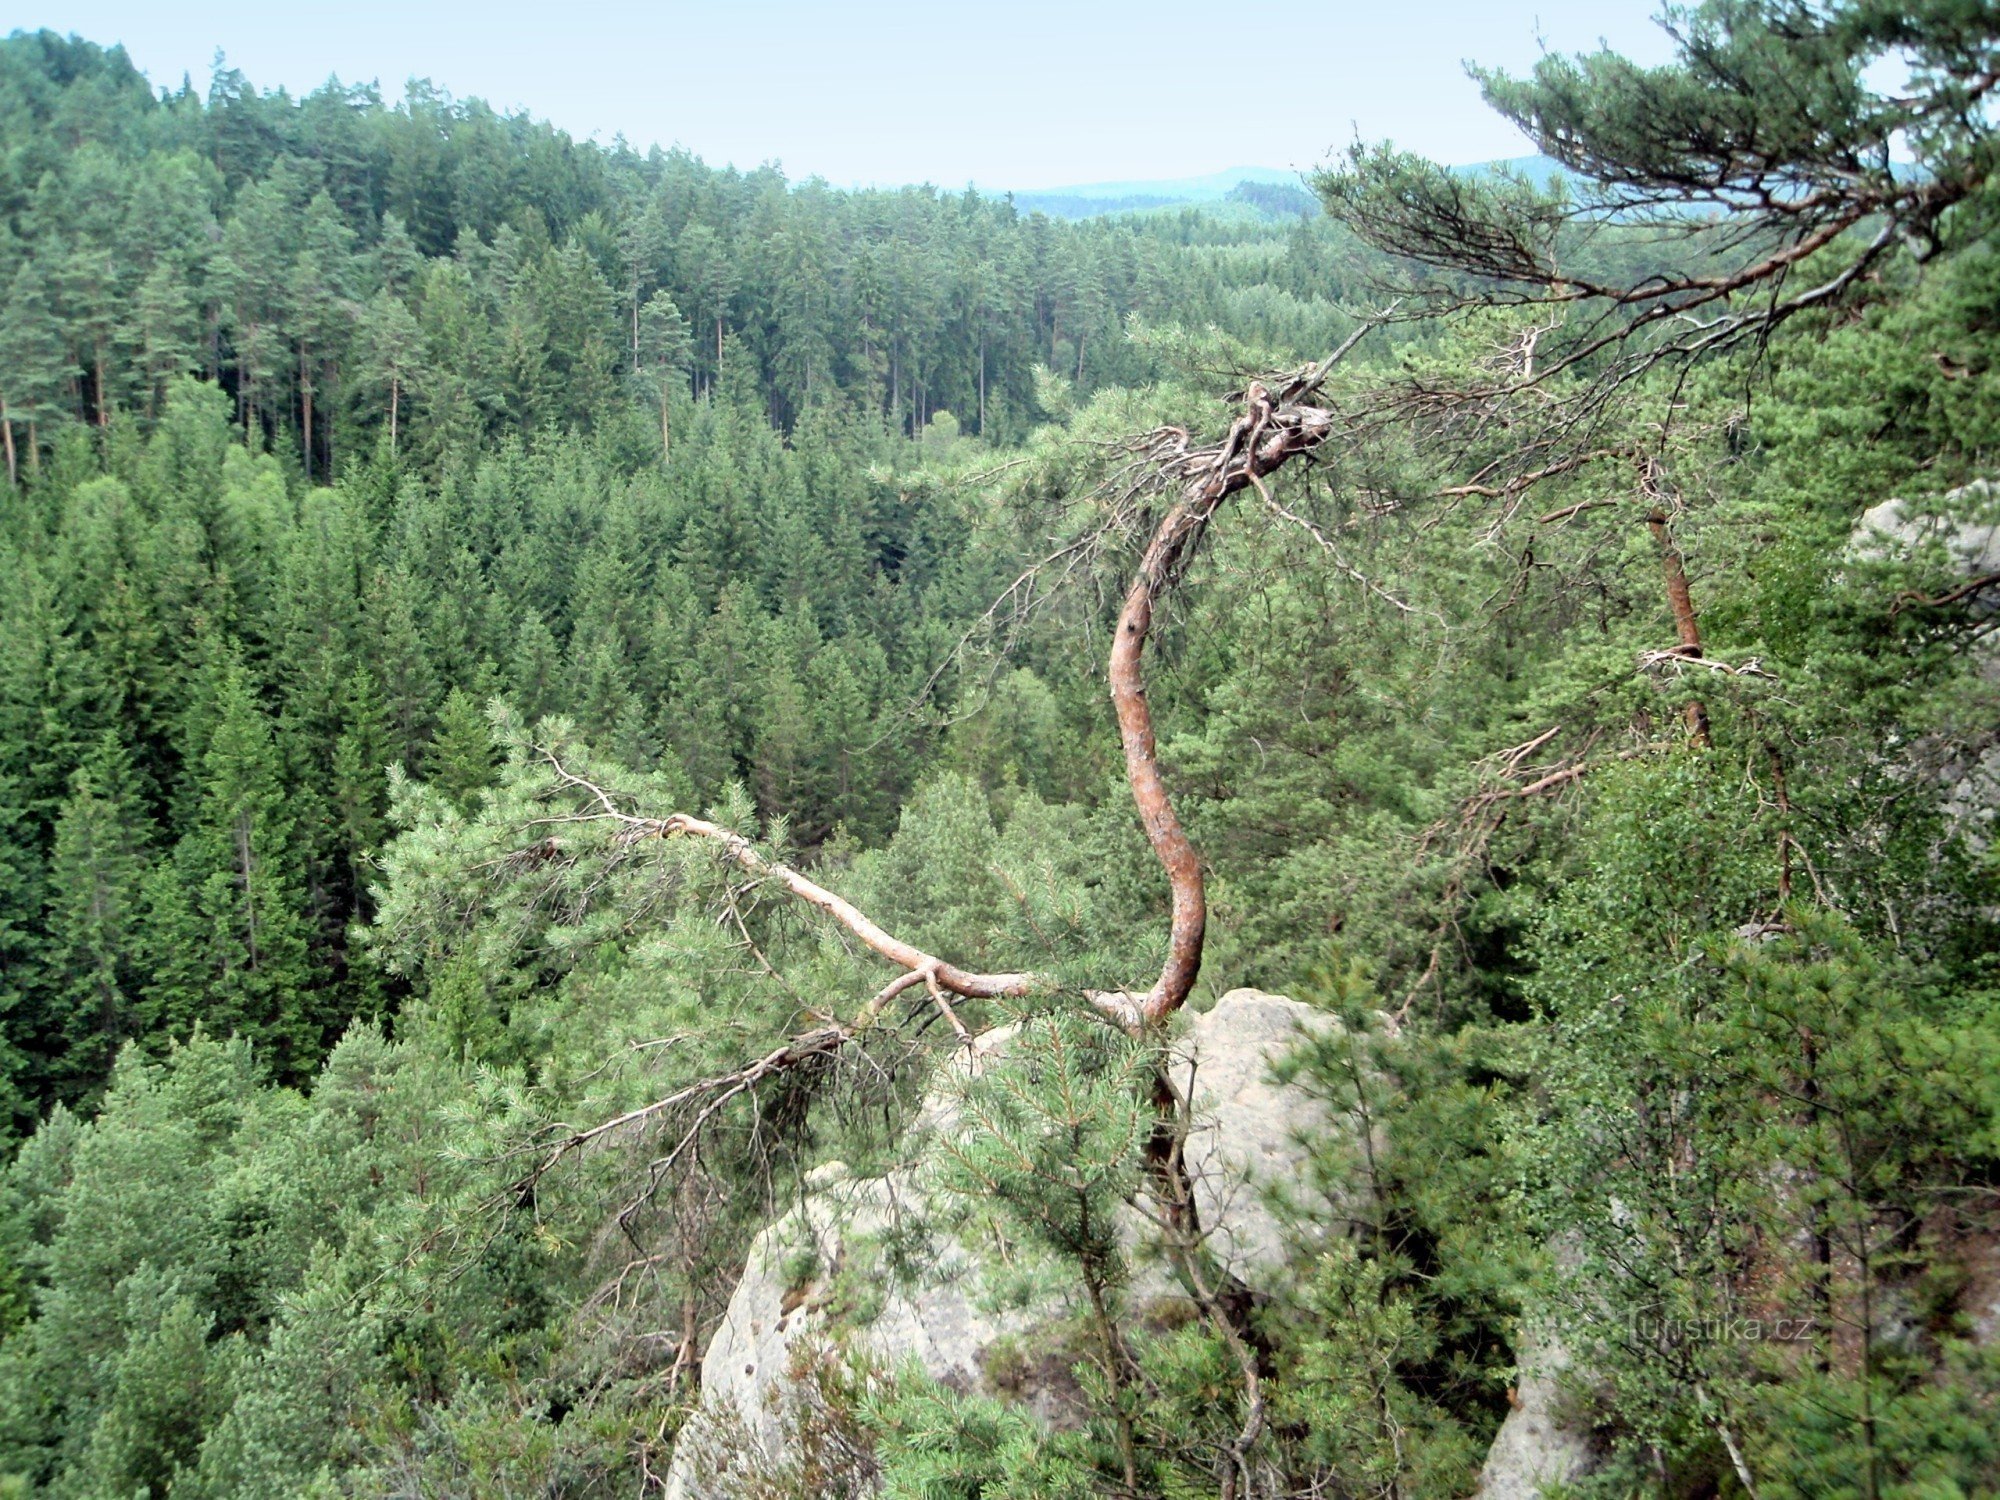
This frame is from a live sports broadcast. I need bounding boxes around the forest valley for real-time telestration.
[3,1,2000,1495]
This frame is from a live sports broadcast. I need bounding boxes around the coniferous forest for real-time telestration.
[2,5,2000,1496]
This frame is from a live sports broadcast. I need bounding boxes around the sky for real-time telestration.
[17,1,1678,189]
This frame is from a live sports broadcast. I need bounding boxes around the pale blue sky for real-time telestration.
[17,1,1677,188]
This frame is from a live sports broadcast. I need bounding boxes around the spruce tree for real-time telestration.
[327,663,395,952]
[365,565,438,764]
[424,687,497,810]
[144,664,316,1074]
[506,608,563,727]
[39,734,154,1098]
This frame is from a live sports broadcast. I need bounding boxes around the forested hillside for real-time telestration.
[0,30,1366,1117]
[1,4,1999,1497]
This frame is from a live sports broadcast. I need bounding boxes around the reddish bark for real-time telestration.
[1647,508,1712,748]
[544,353,1355,1033]
[1112,378,1340,1023]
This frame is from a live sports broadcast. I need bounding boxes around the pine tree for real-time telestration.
[1318,0,2000,393]
[533,241,621,431]
[53,476,170,759]
[54,224,127,429]
[354,289,424,458]
[211,444,291,636]
[634,289,692,461]
[415,943,505,1067]
[769,219,836,417]
[324,663,395,978]
[133,262,202,419]
[39,734,154,1098]
[675,221,738,391]
[0,259,71,483]
[930,1012,1152,1487]
[72,1295,237,1499]
[616,199,670,369]
[287,191,358,482]
[215,168,305,438]
[373,212,423,298]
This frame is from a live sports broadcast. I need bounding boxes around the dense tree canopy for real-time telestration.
[1,4,1998,1496]
[0,30,1366,471]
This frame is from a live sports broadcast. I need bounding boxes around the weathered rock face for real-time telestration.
[1171,988,1353,1288]
[1854,483,2000,621]
[1473,1325,1593,1500]
[665,1163,1053,1495]
[663,989,1341,1499]
[664,1024,1051,1497]
[1852,482,2000,851]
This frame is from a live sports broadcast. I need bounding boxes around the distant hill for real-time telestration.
[1006,156,1572,221]
[1451,153,1569,186]
[1008,165,1308,220]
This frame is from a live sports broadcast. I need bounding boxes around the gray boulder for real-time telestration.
[1854,481,2000,599]
[664,989,1342,1498]
[1172,986,1356,1286]
[1473,1326,1593,1500]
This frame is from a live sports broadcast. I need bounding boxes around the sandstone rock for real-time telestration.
[1171,987,1346,1286]
[1473,1327,1593,1500]
[1854,482,2000,601]
[664,988,1343,1498]
[664,1165,1055,1496]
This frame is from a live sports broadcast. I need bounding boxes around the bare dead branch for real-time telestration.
[1639,645,1778,680]
[538,748,1040,1006]
[1437,445,1634,500]
[1539,499,1622,525]
[1890,569,2000,615]
[1256,489,1427,617]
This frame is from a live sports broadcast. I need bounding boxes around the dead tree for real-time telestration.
[522,325,1373,1061]
[489,345,1387,1472]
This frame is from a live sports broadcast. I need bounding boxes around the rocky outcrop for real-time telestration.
[663,485,2000,1498]
[663,1025,1053,1496]
[1170,987,1355,1287]
[1854,482,2000,619]
[1853,481,2000,851]
[664,989,1341,1499]
[1473,1325,1593,1500]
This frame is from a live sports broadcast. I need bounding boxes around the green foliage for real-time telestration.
[0,9,1997,1497]
[860,1365,1100,1499]
[1276,1242,1490,1497]
[0,29,1371,467]
[930,1011,1150,1286]
[1518,765,2000,1493]
[142,662,319,1077]
[35,734,153,1103]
